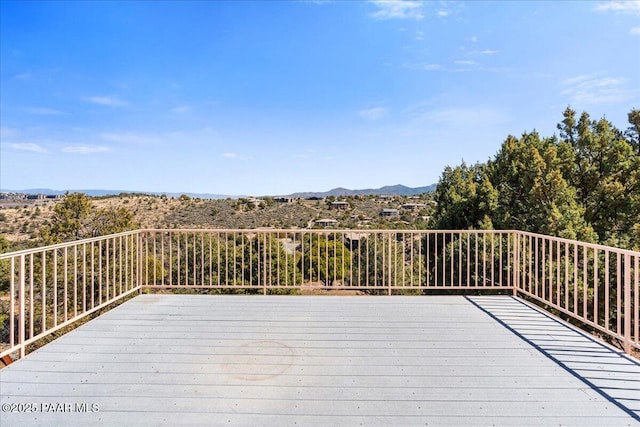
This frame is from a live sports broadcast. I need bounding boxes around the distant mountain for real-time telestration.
[3,188,68,196]
[287,184,437,198]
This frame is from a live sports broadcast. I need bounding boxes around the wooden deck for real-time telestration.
[1,295,639,426]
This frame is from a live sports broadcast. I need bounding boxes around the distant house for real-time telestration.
[330,201,350,210]
[246,197,265,206]
[401,203,426,211]
[274,197,294,204]
[379,208,399,217]
[314,218,339,228]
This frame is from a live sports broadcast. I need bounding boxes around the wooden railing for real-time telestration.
[1,229,638,363]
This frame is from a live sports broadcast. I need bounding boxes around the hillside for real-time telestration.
[0,193,436,246]
[288,184,437,198]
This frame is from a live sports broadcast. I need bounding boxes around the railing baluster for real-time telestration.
[573,243,578,316]
[123,235,127,294]
[443,232,448,287]
[83,243,87,314]
[491,233,495,287]
[475,232,479,287]
[594,248,598,324]
[586,246,590,320]
[9,258,15,351]
[450,232,454,287]
[42,252,47,334]
[29,254,34,340]
[605,250,610,335]
[99,240,103,305]
[63,247,68,323]
[73,245,77,318]
[617,253,622,335]
[556,240,560,307]
[624,254,631,354]
[634,255,639,348]
[19,255,25,358]
[482,233,486,287]
[119,236,123,296]
[468,233,471,288]
[53,250,58,327]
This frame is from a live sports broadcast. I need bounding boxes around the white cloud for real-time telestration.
[403,63,443,71]
[631,26,640,34]
[222,152,237,158]
[437,9,449,17]
[561,74,633,105]
[470,36,478,43]
[454,60,476,66]
[562,74,592,86]
[62,145,111,154]
[21,107,64,115]
[594,1,640,14]
[11,143,48,153]
[368,0,425,20]
[480,49,498,55]
[85,95,128,107]
[359,107,388,120]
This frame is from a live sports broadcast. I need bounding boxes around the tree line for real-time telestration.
[431,108,640,250]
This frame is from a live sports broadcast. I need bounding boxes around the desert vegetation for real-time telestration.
[0,192,435,251]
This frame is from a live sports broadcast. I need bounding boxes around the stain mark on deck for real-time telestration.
[220,340,295,381]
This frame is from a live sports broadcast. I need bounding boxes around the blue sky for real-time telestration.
[1,0,639,196]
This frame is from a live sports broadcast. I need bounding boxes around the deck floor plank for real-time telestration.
[1,295,639,426]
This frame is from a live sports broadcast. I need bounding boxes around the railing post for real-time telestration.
[138,231,143,294]
[623,254,631,354]
[9,258,15,357]
[263,233,267,296]
[512,232,519,297]
[18,255,25,359]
